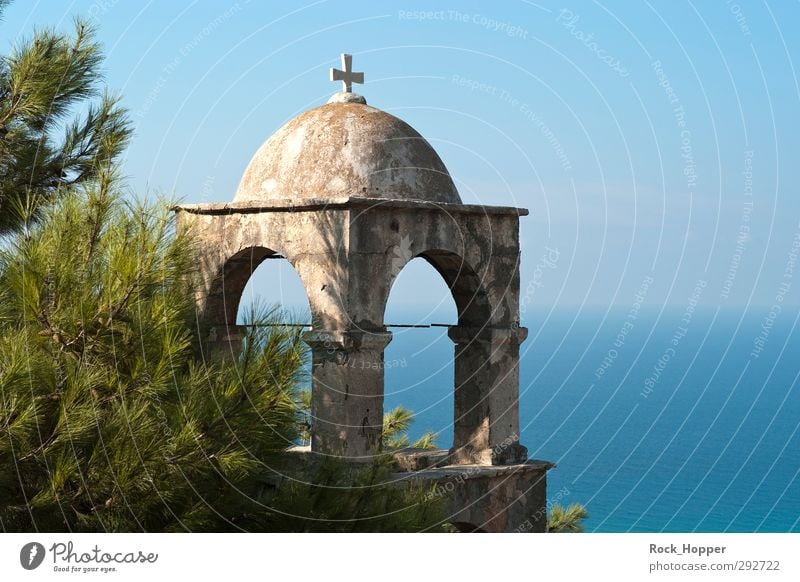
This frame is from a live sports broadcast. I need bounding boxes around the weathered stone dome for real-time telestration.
[234,101,461,203]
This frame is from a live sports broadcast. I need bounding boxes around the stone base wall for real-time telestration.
[279,446,553,533]
[398,457,553,533]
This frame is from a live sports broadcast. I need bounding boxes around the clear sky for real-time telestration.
[3,1,799,316]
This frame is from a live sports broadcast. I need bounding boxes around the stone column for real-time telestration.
[448,326,529,465]
[303,329,393,460]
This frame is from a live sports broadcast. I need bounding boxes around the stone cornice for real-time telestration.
[173,196,529,217]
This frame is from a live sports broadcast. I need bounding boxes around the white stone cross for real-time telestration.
[330,53,363,93]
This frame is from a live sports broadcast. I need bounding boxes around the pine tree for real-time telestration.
[0,183,446,532]
[258,456,448,532]
[0,181,305,531]
[548,503,588,533]
[0,8,131,234]
[383,406,438,450]
[0,5,445,533]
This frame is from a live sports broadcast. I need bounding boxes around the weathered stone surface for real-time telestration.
[174,93,554,528]
[176,197,531,462]
[278,447,554,532]
[302,329,393,458]
[418,465,551,533]
[176,197,530,464]
[234,102,460,204]
[391,448,450,472]
[394,450,554,532]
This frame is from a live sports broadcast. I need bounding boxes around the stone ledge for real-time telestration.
[391,448,450,471]
[174,196,529,217]
[302,329,393,352]
[285,445,555,475]
[396,459,555,481]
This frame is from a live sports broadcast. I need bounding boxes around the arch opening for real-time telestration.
[203,246,313,445]
[204,246,311,328]
[416,250,492,328]
[236,250,311,325]
[382,255,464,450]
[382,249,496,459]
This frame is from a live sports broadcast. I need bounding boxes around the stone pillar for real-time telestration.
[303,329,393,460]
[448,326,529,465]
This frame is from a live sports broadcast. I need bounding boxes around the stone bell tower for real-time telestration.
[174,54,552,532]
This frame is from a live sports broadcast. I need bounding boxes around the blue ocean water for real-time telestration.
[383,307,800,532]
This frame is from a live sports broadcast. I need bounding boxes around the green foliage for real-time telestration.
[243,456,448,532]
[0,187,303,531]
[0,15,131,234]
[0,4,447,534]
[0,186,447,532]
[548,502,588,533]
[298,397,438,451]
[383,406,438,450]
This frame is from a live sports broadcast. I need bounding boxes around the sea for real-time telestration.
[382,306,800,532]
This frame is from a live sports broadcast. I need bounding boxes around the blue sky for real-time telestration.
[3,1,799,317]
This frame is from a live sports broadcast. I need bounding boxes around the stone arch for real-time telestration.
[204,246,276,327]
[382,248,493,329]
[381,246,526,466]
[199,245,317,354]
[417,249,494,328]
